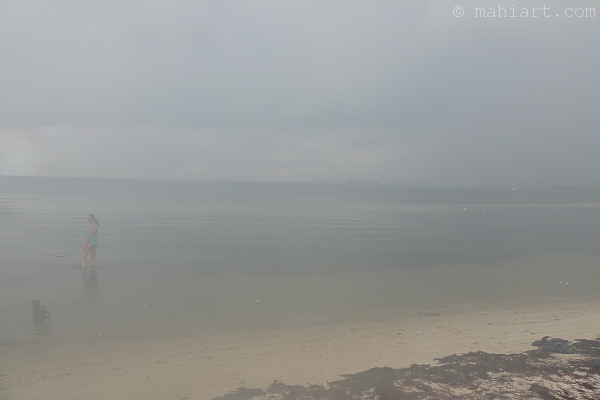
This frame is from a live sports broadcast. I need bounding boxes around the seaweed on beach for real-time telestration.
[213,382,328,400]
[213,387,266,400]
[212,338,600,400]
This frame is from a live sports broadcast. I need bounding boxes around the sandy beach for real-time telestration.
[1,301,599,400]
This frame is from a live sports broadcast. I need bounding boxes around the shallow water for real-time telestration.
[2,176,600,344]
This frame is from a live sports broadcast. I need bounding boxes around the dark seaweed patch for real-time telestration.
[212,338,600,400]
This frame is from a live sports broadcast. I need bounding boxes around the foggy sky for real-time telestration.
[1,1,598,188]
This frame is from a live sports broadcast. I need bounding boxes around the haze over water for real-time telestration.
[2,176,600,345]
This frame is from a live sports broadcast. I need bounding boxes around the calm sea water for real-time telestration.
[2,176,600,343]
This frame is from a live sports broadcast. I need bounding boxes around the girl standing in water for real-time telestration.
[82,214,100,268]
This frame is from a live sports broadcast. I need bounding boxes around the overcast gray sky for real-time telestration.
[1,0,598,188]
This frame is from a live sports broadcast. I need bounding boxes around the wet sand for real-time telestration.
[1,301,599,400]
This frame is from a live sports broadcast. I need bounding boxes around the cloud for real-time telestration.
[0,1,598,187]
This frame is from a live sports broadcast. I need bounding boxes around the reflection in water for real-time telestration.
[79,267,104,335]
[32,319,51,335]
[80,267,100,302]
[31,300,51,336]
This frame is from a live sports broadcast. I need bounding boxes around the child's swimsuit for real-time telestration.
[86,227,99,247]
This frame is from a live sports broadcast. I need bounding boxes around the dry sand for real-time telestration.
[1,301,599,400]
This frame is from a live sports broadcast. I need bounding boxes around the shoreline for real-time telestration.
[2,301,599,399]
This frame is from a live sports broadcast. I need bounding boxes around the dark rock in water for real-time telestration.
[531,336,573,354]
[31,300,51,322]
